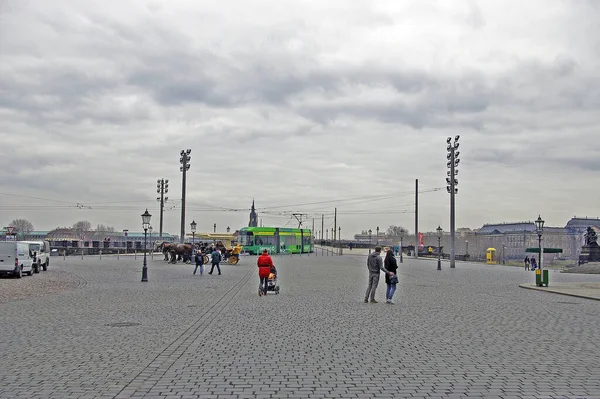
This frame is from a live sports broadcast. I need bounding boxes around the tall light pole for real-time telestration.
[376,226,380,246]
[179,149,191,243]
[190,220,197,247]
[446,135,460,268]
[156,179,169,239]
[338,226,341,255]
[141,209,152,282]
[399,232,404,263]
[227,226,230,233]
[535,215,544,271]
[436,226,442,270]
[149,226,153,258]
[368,229,372,254]
[214,223,217,233]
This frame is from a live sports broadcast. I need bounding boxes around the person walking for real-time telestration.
[193,250,204,275]
[209,247,221,275]
[530,256,537,271]
[524,255,530,271]
[364,246,390,303]
[257,249,274,296]
[384,248,398,304]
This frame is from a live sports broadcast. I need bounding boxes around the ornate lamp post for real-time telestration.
[376,226,380,246]
[535,215,544,271]
[213,223,217,233]
[227,226,230,233]
[141,209,152,282]
[190,220,197,247]
[368,229,372,254]
[436,226,443,270]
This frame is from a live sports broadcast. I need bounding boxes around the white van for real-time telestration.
[21,241,51,272]
[0,241,34,278]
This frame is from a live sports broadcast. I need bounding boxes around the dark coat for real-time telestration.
[384,254,398,284]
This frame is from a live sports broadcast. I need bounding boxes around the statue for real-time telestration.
[584,227,598,247]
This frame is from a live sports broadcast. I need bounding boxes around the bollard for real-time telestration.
[134,250,137,260]
[151,250,154,260]
[117,249,120,260]
[63,250,66,260]
[99,250,102,260]
[81,248,83,260]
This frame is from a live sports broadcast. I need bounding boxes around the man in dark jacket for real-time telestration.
[364,246,389,303]
[209,248,221,275]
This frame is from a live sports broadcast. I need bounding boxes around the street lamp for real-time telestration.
[376,226,380,245]
[436,226,443,270]
[535,215,545,271]
[214,223,216,233]
[190,220,197,247]
[446,135,460,268]
[227,226,230,233]
[141,209,152,282]
[338,226,341,254]
[502,243,506,265]
[368,229,372,254]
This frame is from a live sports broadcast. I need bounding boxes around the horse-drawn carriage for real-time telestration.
[156,240,242,265]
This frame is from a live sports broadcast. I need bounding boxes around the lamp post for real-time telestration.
[446,135,460,268]
[141,209,152,282]
[214,223,216,233]
[502,243,506,265]
[190,220,197,247]
[227,226,230,233]
[376,226,379,246]
[338,226,341,255]
[436,226,442,270]
[535,215,544,271]
[368,229,372,254]
[123,229,129,253]
[465,240,469,259]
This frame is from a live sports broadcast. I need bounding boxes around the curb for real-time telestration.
[518,283,600,301]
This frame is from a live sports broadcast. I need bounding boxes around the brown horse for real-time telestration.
[156,242,177,261]
[168,243,194,264]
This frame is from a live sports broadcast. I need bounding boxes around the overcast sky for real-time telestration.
[1,0,599,238]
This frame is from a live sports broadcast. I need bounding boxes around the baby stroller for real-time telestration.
[266,272,280,294]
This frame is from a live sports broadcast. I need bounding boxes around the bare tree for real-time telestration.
[10,219,34,239]
[96,224,116,233]
[72,221,91,241]
[386,225,408,237]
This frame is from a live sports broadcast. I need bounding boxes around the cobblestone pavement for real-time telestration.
[1,253,599,399]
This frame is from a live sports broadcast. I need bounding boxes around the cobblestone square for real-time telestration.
[1,253,599,398]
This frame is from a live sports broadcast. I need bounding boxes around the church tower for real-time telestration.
[249,200,258,227]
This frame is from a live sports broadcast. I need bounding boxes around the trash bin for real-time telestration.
[536,269,549,287]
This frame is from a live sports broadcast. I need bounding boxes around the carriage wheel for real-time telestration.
[229,256,239,265]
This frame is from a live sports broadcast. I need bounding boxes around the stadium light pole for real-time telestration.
[446,136,460,268]
[141,209,152,282]
[436,225,442,270]
[179,150,191,243]
[156,179,169,239]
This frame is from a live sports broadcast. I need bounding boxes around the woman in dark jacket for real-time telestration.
[384,248,398,304]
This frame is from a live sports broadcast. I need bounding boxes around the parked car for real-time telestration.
[21,241,51,272]
[0,241,35,277]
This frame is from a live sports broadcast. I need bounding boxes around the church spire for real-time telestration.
[249,199,258,227]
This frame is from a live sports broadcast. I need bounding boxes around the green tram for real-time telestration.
[238,227,313,255]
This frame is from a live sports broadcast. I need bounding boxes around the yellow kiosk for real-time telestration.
[486,248,497,264]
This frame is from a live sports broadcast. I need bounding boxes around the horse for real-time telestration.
[156,242,176,261]
[168,243,194,264]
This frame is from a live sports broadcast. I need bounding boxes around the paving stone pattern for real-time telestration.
[1,253,599,399]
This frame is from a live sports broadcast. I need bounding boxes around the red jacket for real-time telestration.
[257,254,274,278]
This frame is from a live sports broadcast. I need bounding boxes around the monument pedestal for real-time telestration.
[579,245,600,264]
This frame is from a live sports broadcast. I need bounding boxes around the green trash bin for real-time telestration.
[536,269,549,287]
